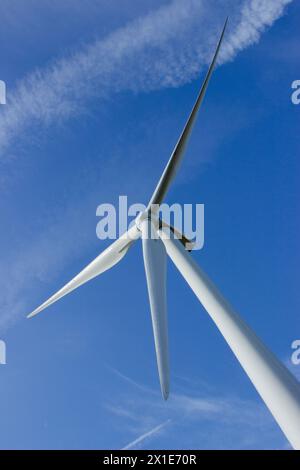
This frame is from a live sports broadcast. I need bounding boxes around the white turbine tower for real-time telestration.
[28,20,300,449]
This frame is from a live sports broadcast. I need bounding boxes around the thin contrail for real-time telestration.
[122,420,171,450]
[105,363,158,395]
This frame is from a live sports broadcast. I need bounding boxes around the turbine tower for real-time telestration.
[28,20,300,449]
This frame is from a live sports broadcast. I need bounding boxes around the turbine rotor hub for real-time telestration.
[135,209,159,231]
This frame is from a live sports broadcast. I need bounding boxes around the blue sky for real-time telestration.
[0,0,299,450]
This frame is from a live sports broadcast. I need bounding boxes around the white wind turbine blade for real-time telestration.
[147,18,228,210]
[27,225,140,318]
[141,219,169,400]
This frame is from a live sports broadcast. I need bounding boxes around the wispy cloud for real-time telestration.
[106,366,288,449]
[0,0,293,157]
[0,201,91,331]
[122,420,171,450]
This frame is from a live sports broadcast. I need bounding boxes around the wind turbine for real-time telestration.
[28,20,300,449]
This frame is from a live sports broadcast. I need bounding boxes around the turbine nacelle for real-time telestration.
[135,209,160,233]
